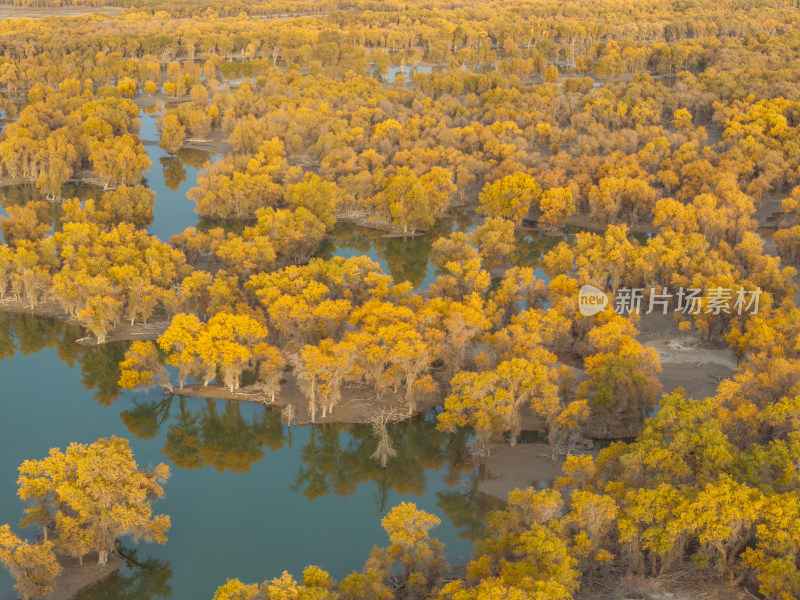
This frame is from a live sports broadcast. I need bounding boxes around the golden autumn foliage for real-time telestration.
[5,1,800,597]
[0,526,61,600]
[6,436,170,580]
[478,173,542,226]
[119,311,276,393]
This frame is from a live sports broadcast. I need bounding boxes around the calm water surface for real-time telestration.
[0,103,574,599]
[0,315,496,600]
[0,107,498,600]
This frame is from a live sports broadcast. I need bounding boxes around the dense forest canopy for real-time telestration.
[1,0,800,598]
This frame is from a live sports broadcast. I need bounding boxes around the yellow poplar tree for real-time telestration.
[478,172,542,226]
[158,313,203,389]
[16,437,170,566]
[195,313,269,391]
[538,187,575,231]
[0,526,61,600]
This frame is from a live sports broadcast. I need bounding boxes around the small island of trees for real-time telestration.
[0,437,170,599]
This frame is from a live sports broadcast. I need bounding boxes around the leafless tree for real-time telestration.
[365,403,406,468]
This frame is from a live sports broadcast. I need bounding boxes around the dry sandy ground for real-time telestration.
[637,312,736,400]
[580,570,759,600]
[475,313,739,501]
[755,191,784,257]
[172,374,444,426]
[0,269,742,510]
[476,443,570,499]
[648,337,736,399]
[43,554,122,600]
[0,298,71,321]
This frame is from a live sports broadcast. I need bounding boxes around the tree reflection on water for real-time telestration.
[123,396,286,473]
[160,148,212,192]
[0,313,504,553]
[0,312,126,405]
[74,547,172,600]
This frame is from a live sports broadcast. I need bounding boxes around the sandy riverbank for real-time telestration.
[0,298,170,344]
[0,170,107,192]
[475,442,574,499]
[0,298,738,432]
[42,553,122,600]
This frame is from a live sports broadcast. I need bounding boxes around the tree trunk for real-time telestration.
[406,373,416,416]
[713,541,734,583]
[509,407,521,447]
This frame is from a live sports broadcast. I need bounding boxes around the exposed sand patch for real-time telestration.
[43,553,122,600]
[475,443,573,499]
[637,313,736,399]
[646,336,736,399]
[651,338,737,369]
[163,374,444,426]
[580,568,760,600]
